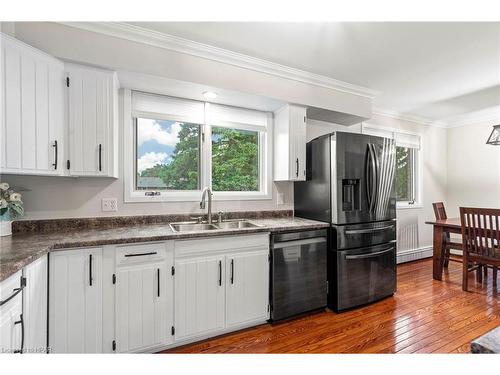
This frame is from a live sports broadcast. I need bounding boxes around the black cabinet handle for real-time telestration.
[0,276,26,307]
[89,254,93,286]
[98,144,102,172]
[157,268,160,297]
[218,261,222,286]
[13,313,24,354]
[124,252,157,258]
[230,259,234,284]
[52,140,58,170]
[296,158,299,177]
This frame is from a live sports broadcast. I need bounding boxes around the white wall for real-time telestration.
[446,121,500,217]
[1,21,373,220]
[306,114,448,258]
[0,22,463,264]
[3,175,293,220]
[12,22,372,120]
[3,90,293,219]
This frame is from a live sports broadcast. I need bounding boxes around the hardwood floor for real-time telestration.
[163,258,499,354]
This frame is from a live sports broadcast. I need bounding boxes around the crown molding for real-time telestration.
[58,22,379,99]
[373,106,500,129]
[442,106,500,129]
[372,108,449,128]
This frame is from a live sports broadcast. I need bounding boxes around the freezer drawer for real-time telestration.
[330,242,396,311]
[332,220,396,250]
[271,233,327,321]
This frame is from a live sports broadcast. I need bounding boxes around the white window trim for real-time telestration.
[361,123,423,210]
[123,89,273,203]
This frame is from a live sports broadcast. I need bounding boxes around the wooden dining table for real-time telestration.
[425,217,462,280]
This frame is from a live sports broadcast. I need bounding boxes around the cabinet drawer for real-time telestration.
[175,234,269,258]
[115,242,168,267]
[0,270,24,303]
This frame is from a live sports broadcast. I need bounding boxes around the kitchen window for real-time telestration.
[135,118,201,191]
[124,90,272,202]
[211,126,260,192]
[362,124,422,209]
[395,146,418,205]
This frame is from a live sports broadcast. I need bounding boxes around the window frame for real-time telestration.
[395,146,420,208]
[361,123,423,210]
[123,89,273,203]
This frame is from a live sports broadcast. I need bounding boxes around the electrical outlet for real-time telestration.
[101,198,118,212]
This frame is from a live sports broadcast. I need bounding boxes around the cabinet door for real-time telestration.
[290,105,307,181]
[226,251,269,327]
[0,271,23,353]
[49,248,102,353]
[174,256,225,341]
[23,255,48,352]
[115,262,171,353]
[66,63,117,177]
[0,34,65,175]
[273,104,307,181]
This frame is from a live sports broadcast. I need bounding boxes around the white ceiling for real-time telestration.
[128,22,500,122]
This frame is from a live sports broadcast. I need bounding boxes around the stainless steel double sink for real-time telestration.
[169,220,261,233]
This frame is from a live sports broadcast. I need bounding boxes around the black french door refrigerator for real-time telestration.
[295,132,397,311]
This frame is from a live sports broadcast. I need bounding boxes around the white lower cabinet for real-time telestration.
[44,234,270,353]
[115,242,173,353]
[174,255,225,341]
[226,251,269,328]
[49,248,102,353]
[0,270,24,353]
[23,255,48,352]
[173,234,270,345]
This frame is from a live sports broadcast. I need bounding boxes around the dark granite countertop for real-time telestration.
[0,217,328,282]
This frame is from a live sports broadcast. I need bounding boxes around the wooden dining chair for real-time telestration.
[432,202,463,267]
[460,207,500,291]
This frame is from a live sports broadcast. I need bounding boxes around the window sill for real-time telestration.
[396,203,424,210]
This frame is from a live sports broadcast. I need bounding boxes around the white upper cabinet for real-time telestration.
[273,104,307,181]
[66,62,119,177]
[1,33,65,176]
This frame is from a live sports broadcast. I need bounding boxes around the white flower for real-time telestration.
[10,193,22,202]
[0,199,7,209]
[0,183,9,191]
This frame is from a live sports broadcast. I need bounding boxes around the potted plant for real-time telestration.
[0,182,24,236]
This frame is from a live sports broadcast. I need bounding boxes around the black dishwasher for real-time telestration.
[270,229,328,321]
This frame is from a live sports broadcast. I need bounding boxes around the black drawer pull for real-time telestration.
[230,259,234,284]
[124,252,157,258]
[0,277,26,307]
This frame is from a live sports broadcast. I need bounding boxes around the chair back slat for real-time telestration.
[433,202,447,220]
[460,207,500,260]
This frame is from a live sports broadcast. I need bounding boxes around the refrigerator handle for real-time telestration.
[365,144,377,213]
